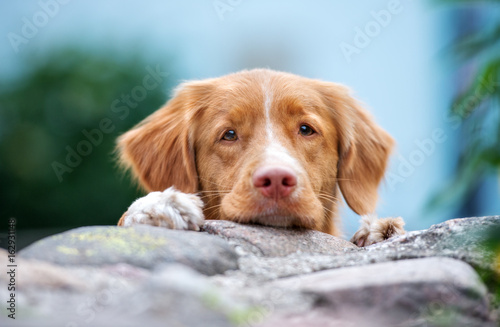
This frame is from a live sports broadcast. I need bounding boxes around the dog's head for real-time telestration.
[117,69,393,234]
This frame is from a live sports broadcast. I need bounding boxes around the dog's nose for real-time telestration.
[253,166,297,199]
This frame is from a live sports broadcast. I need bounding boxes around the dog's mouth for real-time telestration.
[230,206,317,229]
[249,213,301,227]
[219,184,323,230]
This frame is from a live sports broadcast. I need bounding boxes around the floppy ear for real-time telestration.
[117,82,211,193]
[315,82,394,215]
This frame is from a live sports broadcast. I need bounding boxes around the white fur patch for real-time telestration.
[264,82,274,140]
[121,187,205,230]
[261,81,302,173]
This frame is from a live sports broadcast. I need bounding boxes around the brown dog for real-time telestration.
[116,69,404,246]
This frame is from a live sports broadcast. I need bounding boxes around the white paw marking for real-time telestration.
[121,187,204,230]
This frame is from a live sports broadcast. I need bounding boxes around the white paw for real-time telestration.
[350,214,405,247]
[120,187,204,231]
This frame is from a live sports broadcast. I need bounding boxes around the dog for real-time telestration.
[116,69,405,246]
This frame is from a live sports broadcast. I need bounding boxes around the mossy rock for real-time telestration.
[20,225,238,275]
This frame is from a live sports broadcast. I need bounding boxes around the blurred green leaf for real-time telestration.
[454,24,500,60]
[427,143,485,211]
[0,46,177,230]
[435,0,500,4]
[451,59,500,118]
[428,0,500,217]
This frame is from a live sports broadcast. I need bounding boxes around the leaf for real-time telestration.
[480,145,500,168]
[450,58,500,118]
[430,0,500,216]
[454,24,500,60]
[426,147,486,211]
[434,0,500,5]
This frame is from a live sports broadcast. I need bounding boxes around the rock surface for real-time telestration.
[20,225,239,275]
[266,257,490,327]
[0,216,498,326]
[202,220,357,257]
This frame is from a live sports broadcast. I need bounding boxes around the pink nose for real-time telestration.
[252,166,297,199]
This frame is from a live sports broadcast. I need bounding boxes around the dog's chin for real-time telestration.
[249,214,302,227]
[220,193,322,229]
[223,210,316,229]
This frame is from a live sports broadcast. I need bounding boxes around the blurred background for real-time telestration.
[0,0,499,249]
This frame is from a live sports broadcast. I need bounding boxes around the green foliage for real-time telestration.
[429,0,500,211]
[0,47,175,229]
[436,0,500,4]
[477,225,500,314]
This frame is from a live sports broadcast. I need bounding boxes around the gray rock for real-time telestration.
[202,220,357,257]
[19,225,239,275]
[0,257,238,327]
[5,216,499,327]
[366,215,500,271]
[230,216,500,280]
[264,257,492,326]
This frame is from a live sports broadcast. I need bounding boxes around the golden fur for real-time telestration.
[117,69,396,237]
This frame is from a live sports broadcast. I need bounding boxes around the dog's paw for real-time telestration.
[118,187,204,231]
[350,214,405,247]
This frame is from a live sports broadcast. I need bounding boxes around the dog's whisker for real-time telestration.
[317,193,340,202]
[197,177,232,190]
[323,177,356,182]
[318,197,340,204]
[197,193,230,200]
[317,197,338,206]
[321,204,337,216]
[203,203,223,211]
[318,191,339,198]
[197,191,231,201]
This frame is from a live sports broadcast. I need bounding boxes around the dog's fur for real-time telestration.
[116,69,404,246]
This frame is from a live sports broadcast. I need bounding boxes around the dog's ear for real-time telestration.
[314,81,394,215]
[117,81,212,193]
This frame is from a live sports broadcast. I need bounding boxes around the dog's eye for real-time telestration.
[299,124,315,136]
[222,130,238,141]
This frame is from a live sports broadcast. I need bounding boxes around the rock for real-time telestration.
[202,220,357,257]
[228,216,500,280]
[4,216,499,326]
[90,264,239,327]
[263,257,492,326]
[0,257,238,327]
[19,225,238,275]
[1,249,153,298]
[367,215,500,271]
